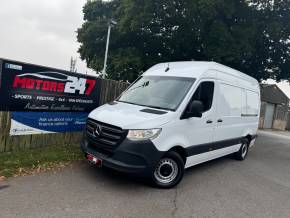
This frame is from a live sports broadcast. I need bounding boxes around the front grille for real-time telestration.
[86,118,127,153]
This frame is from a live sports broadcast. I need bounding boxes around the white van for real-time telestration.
[81,62,260,188]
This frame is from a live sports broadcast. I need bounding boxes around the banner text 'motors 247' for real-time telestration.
[0,59,102,112]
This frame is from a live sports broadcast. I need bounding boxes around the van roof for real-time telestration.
[144,61,258,84]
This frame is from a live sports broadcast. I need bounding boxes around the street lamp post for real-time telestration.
[102,19,117,79]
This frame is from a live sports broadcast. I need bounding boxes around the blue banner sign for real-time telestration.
[10,112,88,135]
[0,58,101,112]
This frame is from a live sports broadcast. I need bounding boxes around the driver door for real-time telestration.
[176,79,217,168]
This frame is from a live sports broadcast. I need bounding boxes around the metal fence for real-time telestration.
[0,79,129,153]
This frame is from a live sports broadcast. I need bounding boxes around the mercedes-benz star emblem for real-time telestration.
[93,125,102,137]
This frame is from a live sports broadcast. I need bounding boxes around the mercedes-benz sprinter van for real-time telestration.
[81,62,260,188]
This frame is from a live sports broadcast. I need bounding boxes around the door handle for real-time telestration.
[217,119,223,123]
[206,120,213,124]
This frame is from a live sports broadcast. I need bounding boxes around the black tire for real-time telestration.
[235,138,250,161]
[151,151,184,189]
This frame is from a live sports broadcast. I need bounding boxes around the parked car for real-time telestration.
[81,61,260,188]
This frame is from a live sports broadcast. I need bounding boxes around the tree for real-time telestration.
[77,0,290,82]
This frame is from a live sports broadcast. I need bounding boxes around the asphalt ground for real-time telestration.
[1,131,290,217]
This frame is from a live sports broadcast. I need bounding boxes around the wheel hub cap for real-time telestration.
[154,158,178,184]
[160,164,173,177]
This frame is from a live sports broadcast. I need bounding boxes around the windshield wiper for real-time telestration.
[145,105,173,111]
[117,100,141,107]
[125,81,150,93]
[117,100,173,111]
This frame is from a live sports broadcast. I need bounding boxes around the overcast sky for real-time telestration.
[0,0,94,75]
[0,0,290,98]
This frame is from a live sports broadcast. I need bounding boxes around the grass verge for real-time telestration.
[0,145,84,178]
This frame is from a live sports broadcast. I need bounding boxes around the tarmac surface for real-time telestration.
[1,131,290,217]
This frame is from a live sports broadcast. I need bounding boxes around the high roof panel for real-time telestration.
[144,61,258,85]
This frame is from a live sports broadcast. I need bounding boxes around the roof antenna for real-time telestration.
[165,63,170,72]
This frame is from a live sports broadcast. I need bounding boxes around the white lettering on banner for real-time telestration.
[64,76,87,94]
[36,96,55,101]
[13,94,32,100]
[6,63,22,70]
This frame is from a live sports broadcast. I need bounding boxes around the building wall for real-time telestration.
[286,110,290,131]
[259,85,290,130]
[259,101,266,129]
[259,103,288,130]
[272,105,288,130]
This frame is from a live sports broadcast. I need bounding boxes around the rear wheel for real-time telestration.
[152,151,184,189]
[235,138,250,161]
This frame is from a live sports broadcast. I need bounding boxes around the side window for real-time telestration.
[219,84,242,117]
[191,81,215,113]
[246,90,259,115]
[241,89,247,115]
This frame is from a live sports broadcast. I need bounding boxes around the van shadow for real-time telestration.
[82,162,150,189]
[82,155,235,189]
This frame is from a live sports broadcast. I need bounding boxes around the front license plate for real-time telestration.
[87,153,103,167]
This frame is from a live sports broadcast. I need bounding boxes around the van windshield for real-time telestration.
[118,76,195,111]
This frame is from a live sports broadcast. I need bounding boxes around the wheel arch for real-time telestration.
[168,146,187,164]
[245,134,252,142]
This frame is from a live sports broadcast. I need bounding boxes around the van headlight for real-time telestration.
[127,129,161,141]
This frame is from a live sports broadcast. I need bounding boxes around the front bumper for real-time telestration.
[81,136,164,177]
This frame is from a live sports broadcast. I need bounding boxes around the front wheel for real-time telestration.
[235,138,250,161]
[151,151,184,189]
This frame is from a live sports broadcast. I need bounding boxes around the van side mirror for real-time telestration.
[183,100,203,119]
